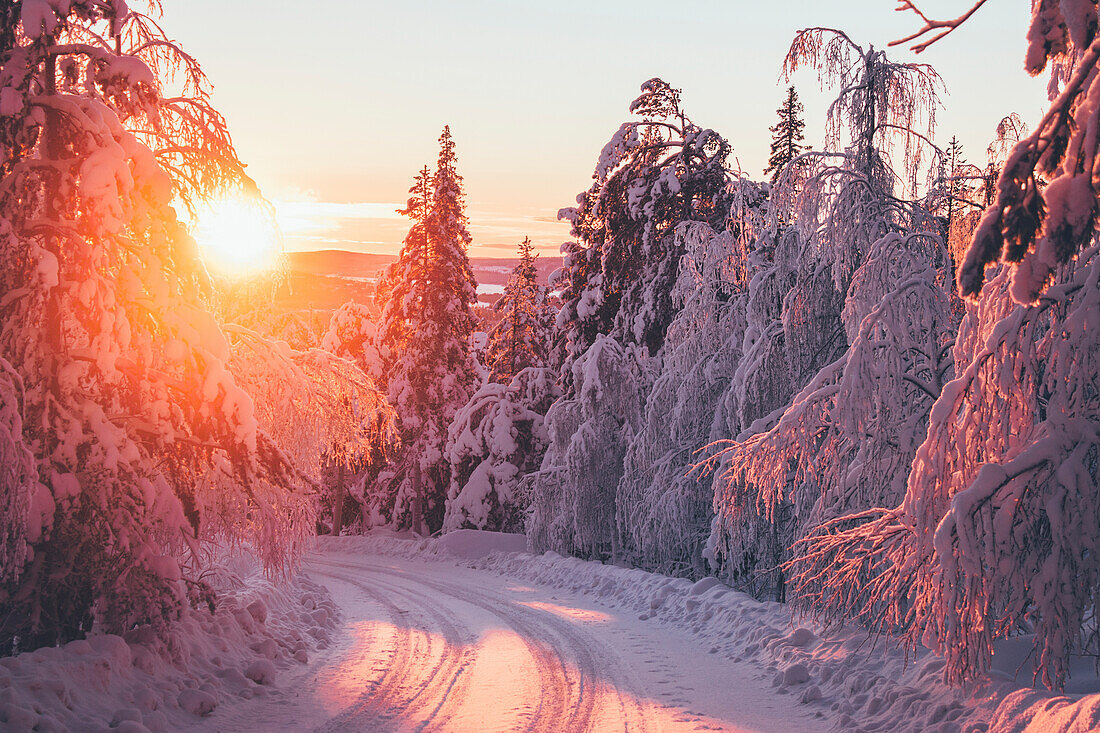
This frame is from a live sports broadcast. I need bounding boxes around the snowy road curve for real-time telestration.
[192,548,829,732]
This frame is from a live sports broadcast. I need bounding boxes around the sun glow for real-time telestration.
[193,197,281,276]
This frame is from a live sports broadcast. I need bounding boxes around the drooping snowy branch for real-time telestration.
[791,246,1099,690]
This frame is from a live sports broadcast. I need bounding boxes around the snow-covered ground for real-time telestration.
[4,531,1100,731]
[193,531,822,732]
[0,551,339,732]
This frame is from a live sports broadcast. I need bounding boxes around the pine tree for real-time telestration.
[486,237,554,382]
[376,165,433,375]
[941,135,965,234]
[556,79,733,387]
[370,127,480,534]
[764,86,807,185]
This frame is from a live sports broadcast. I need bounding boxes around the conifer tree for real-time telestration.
[486,237,554,382]
[376,165,432,376]
[370,127,480,534]
[943,136,964,219]
[764,86,807,185]
[555,79,733,388]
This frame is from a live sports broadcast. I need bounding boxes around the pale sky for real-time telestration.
[161,1,1048,258]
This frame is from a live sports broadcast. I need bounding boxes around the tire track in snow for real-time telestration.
[308,555,657,732]
[309,563,476,731]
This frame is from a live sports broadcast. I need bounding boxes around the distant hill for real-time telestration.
[286,250,394,280]
[277,249,562,315]
[283,246,558,301]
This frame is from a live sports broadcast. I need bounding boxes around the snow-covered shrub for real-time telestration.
[443,367,559,533]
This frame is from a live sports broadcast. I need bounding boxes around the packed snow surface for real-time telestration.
[187,529,819,732]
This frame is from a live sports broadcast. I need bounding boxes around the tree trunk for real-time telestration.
[333,463,346,536]
[411,469,425,537]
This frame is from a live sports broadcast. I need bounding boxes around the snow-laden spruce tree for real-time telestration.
[375,165,431,370]
[705,28,950,600]
[0,1,366,649]
[554,79,734,384]
[439,236,557,533]
[442,367,560,533]
[765,86,808,186]
[485,237,554,383]
[368,127,480,534]
[788,1,1100,691]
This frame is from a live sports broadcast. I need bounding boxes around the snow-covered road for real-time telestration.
[192,546,828,732]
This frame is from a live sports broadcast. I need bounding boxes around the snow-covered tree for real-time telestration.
[527,335,648,559]
[485,237,554,382]
[704,29,949,599]
[930,135,986,271]
[322,301,384,382]
[764,86,808,185]
[0,358,35,588]
[711,231,955,598]
[894,1,1099,304]
[443,367,559,533]
[368,127,480,534]
[375,165,432,371]
[535,82,735,561]
[554,79,733,384]
[0,1,348,648]
[938,136,965,233]
[227,327,397,529]
[616,208,760,577]
[792,248,1099,689]
[784,1,1100,691]
[782,28,942,283]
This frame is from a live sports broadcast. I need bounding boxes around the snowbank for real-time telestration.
[327,530,1100,733]
[0,552,337,732]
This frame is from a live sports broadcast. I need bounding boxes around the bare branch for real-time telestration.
[890,0,991,53]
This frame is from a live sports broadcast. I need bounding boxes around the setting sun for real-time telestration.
[193,197,281,276]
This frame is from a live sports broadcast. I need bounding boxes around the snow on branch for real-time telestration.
[790,247,1100,690]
